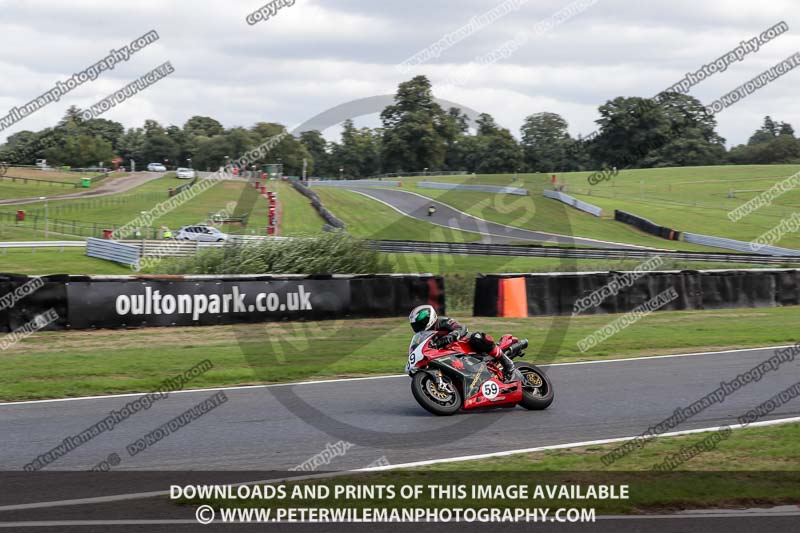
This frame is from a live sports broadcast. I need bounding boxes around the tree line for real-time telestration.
[1,75,797,177]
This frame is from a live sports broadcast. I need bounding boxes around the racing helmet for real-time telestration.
[409,304,437,333]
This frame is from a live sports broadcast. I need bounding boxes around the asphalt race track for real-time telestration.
[345,187,651,250]
[2,346,798,472]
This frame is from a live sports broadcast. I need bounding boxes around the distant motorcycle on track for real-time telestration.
[405,331,554,415]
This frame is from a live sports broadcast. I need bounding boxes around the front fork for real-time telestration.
[434,369,454,394]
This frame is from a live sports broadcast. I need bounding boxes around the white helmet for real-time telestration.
[409,304,437,333]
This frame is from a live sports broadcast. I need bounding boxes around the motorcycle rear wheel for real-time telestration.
[411,371,461,416]
[516,363,554,410]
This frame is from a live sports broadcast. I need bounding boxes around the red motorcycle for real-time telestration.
[406,331,554,416]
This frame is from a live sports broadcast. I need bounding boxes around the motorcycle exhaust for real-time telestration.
[507,339,529,358]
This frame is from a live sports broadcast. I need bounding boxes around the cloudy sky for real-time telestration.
[1,0,799,147]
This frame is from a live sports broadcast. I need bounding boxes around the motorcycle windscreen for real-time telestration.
[409,330,435,354]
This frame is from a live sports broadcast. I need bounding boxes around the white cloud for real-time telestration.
[0,0,798,148]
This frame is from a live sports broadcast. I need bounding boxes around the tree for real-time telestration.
[81,118,124,150]
[183,116,225,138]
[141,123,179,167]
[749,116,780,145]
[441,107,471,170]
[0,130,48,164]
[592,93,724,168]
[332,120,381,178]
[250,122,312,176]
[520,112,578,172]
[472,113,523,174]
[380,76,448,172]
[299,130,331,176]
[117,128,145,166]
[42,134,114,167]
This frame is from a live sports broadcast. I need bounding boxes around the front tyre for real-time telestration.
[411,371,461,416]
[516,363,554,410]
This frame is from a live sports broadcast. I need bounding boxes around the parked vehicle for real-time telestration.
[147,163,167,172]
[406,331,554,415]
[175,225,229,242]
[176,167,196,179]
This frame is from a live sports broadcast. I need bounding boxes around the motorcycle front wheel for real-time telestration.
[516,363,554,410]
[411,371,461,416]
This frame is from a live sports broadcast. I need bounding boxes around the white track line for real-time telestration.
[0,416,797,513]
[358,416,800,471]
[371,187,660,250]
[0,345,791,407]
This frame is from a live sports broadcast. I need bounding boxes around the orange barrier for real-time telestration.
[497,277,528,317]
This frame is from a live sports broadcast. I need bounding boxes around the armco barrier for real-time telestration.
[86,238,141,267]
[417,182,529,195]
[543,190,603,217]
[290,180,346,230]
[308,180,401,187]
[615,210,681,241]
[474,269,800,317]
[0,273,444,331]
[683,232,800,257]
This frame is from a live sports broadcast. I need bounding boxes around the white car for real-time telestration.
[176,167,196,179]
[147,163,167,172]
[176,225,229,242]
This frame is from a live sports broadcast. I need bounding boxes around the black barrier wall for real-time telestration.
[474,269,800,316]
[0,274,444,331]
[290,180,347,230]
[615,210,681,241]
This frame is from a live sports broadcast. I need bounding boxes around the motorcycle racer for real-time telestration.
[408,304,517,382]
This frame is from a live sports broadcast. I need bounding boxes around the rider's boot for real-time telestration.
[500,352,516,382]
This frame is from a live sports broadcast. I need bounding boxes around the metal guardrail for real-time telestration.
[0,241,85,249]
[4,239,800,265]
[682,232,800,257]
[364,171,468,179]
[86,238,140,267]
[543,189,603,217]
[370,241,800,264]
[308,180,401,187]
[418,182,529,195]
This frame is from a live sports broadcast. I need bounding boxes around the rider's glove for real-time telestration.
[433,334,456,349]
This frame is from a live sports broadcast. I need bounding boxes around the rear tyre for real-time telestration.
[411,371,461,416]
[516,363,554,410]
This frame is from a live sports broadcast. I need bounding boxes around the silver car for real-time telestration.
[176,225,229,242]
[147,163,167,172]
[176,167,196,179]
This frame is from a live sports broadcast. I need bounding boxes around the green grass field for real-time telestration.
[2,175,277,238]
[3,164,797,253]
[0,225,84,241]
[400,165,800,251]
[3,305,798,400]
[0,248,129,274]
[0,170,119,200]
[274,181,325,236]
